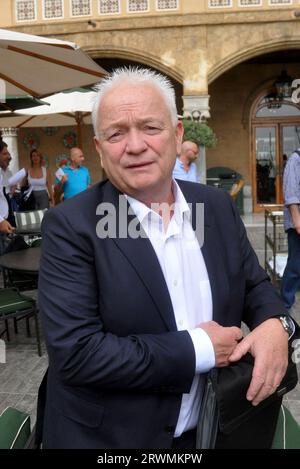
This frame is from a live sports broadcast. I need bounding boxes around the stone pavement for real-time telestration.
[0,213,299,434]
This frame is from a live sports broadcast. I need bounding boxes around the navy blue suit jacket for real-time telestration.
[38,180,286,448]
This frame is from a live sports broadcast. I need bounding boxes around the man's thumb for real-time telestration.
[229,339,250,362]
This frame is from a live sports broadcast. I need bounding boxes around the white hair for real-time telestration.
[92,66,178,137]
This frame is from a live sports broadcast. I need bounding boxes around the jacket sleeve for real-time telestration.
[39,208,195,393]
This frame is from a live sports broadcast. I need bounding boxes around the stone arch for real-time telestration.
[208,39,300,84]
[86,46,183,84]
[241,78,274,129]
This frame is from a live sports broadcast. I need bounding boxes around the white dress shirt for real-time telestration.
[127,181,215,437]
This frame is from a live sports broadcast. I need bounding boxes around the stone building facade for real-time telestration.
[1,0,300,211]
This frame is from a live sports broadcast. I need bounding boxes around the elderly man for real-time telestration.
[173,140,199,182]
[37,68,292,449]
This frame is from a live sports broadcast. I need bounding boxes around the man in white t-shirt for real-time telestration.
[0,140,14,234]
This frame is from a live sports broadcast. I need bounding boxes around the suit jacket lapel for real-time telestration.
[101,182,177,331]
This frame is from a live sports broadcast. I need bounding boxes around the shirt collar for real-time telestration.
[126,180,191,227]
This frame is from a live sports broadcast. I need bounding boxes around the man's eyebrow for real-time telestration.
[99,118,165,135]
[139,118,165,126]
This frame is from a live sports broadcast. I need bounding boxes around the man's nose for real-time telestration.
[125,129,147,154]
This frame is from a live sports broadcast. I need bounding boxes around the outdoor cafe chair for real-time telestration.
[0,287,42,356]
[229,179,245,201]
[0,407,31,449]
[13,208,47,240]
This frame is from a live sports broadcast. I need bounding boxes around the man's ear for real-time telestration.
[175,121,184,155]
[94,136,103,168]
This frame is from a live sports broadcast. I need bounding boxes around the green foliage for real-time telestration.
[182,119,217,148]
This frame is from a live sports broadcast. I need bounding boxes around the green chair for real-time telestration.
[0,407,31,449]
[0,288,42,356]
[14,209,46,232]
[272,405,300,449]
[30,238,42,248]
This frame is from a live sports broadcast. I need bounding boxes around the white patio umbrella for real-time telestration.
[0,28,106,98]
[0,88,96,147]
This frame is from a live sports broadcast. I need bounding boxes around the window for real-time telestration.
[99,0,120,14]
[156,0,178,10]
[16,0,36,21]
[71,0,91,16]
[269,0,291,4]
[239,0,261,6]
[43,0,63,19]
[208,0,232,7]
[128,0,149,12]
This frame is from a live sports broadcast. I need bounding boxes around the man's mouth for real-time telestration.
[126,161,153,169]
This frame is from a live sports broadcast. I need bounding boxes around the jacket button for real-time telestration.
[165,425,175,435]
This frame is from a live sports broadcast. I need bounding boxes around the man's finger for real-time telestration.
[228,338,250,362]
[246,372,265,403]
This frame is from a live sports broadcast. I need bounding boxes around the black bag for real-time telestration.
[4,235,29,253]
[196,326,299,449]
[17,186,35,212]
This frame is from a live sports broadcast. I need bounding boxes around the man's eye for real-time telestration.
[108,131,124,142]
[144,126,161,134]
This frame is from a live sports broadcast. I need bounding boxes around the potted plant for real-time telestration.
[182,119,217,184]
[182,119,217,148]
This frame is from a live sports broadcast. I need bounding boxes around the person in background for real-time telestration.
[54,147,91,201]
[0,140,15,256]
[22,149,53,209]
[281,147,300,311]
[173,140,199,182]
[37,67,291,450]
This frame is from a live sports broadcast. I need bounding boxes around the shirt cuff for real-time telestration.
[285,198,300,206]
[0,215,4,223]
[188,328,216,373]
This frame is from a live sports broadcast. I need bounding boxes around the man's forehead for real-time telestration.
[99,84,170,125]
[101,82,163,107]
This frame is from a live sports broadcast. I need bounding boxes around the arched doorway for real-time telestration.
[251,96,300,212]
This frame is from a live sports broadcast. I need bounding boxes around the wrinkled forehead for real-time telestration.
[99,82,168,118]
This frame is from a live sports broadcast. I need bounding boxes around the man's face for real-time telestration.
[71,149,84,167]
[0,146,11,170]
[94,83,183,201]
[182,142,199,163]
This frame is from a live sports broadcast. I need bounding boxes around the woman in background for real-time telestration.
[23,150,53,209]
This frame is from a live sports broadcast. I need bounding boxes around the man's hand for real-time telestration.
[0,219,14,234]
[61,175,68,184]
[199,321,243,367]
[228,318,288,406]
